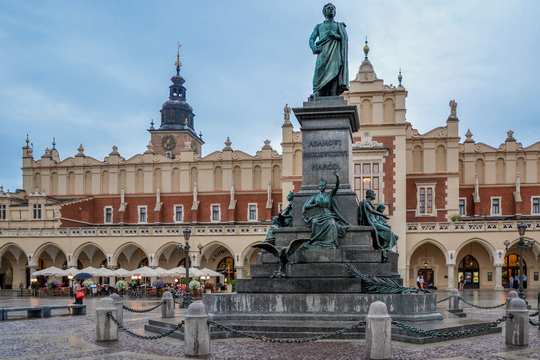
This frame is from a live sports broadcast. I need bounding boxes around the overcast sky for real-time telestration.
[1,1,539,192]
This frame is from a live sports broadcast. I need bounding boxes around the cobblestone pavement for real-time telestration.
[0,290,539,359]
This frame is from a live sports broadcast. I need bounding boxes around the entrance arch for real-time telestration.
[458,255,480,289]
[217,257,236,281]
[502,254,527,289]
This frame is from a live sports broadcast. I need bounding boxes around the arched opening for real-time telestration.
[214,166,223,191]
[502,254,527,289]
[458,255,480,289]
[0,245,28,289]
[217,257,236,282]
[412,145,423,173]
[252,166,262,190]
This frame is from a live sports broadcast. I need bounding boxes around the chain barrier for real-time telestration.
[529,318,540,326]
[208,319,366,343]
[122,301,164,313]
[107,312,184,340]
[529,311,539,317]
[458,297,505,309]
[436,296,449,303]
[392,314,512,338]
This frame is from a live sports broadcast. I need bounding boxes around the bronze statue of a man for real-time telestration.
[310,3,349,97]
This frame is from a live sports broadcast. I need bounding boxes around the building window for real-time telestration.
[174,205,183,223]
[491,198,501,216]
[32,204,42,219]
[532,197,540,214]
[138,206,147,223]
[415,182,436,216]
[354,163,380,202]
[459,198,466,216]
[0,204,6,220]
[104,207,113,224]
[248,204,257,221]
[211,205,220,222]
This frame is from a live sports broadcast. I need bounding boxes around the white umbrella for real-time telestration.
[165,266,187,277]
[65,267,82,276]
[153,267,170,277]
[80,266,102,277]
[114,268,132,277]
[188,267,206,277]
[129,266,159,277]
[94,267,115,276]
[199,268,223,277]
[32,266,69,277]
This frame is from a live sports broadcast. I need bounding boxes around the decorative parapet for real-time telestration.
[0,224,269,238]
[406,220,536,233]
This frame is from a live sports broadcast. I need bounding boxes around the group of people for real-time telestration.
[415,275,435,290]
[509,274,528,289]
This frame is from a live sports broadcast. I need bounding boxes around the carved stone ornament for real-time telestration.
[464,128,474,143]
[353,131,383,148]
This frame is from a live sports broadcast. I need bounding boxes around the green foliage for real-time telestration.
[189,279,200,290]
[449,214,462,222]
[116,280,128,291]
[82,279,94,289]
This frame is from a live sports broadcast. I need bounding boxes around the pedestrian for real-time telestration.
[523,274,527,289]
[509,276,514,289]
[416,275,421,289]
[458,275,464,290]
[515,275,519,288]
[73,280,85,305]
[419,276,424,290]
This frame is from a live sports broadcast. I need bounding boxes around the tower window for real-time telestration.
[0,204,6,220]
[32,204,42,219]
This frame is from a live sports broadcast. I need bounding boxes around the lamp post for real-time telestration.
[177,226,203,308]
[504,223,535,300]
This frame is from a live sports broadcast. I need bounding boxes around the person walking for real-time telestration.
[509,275,514,289]
[419,276,424,290]
[416,275,421,289]
[73,280,85,305]
[458,275,464,290]
[523,274,527,289]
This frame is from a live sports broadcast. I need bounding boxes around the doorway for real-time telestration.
[458,254,480,289]
[417,268,434,289]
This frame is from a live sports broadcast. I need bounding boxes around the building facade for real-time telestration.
[1,48,539,291]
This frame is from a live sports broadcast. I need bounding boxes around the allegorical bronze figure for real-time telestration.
[252,238,310,279]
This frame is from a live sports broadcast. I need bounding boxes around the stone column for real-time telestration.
[161,291,175,318]
[494,264,504,290]
[365,301,391,360]
[184,303,211,356]
[448,289,460,310]
[109,294,123,325]
[446,264,455,290]
[235,266,244,279]
[506,298,529,346]
[96,298,118,341]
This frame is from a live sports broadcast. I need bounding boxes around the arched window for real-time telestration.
[84,171,92,194]
[217,257,236,281]
[172,168,180,192]
[101,171,109,194]
[233,166,242,190]
[502,254,527,288]
[67,172,75,194]
[190,167,198,191]
[436,145,446,172]
[361,99,372,124]
[458,254,480,289]
[214,166,223,191]
[475,159,485,183]
[178,258,191,268]
[136,169,144,193]
[272,165,281,189]
[50,172,58,195]
[412,145,423,173]
[383,98,394,123]
[118,170,126,194]
[34,173,41,192]
[517,157,526,180]
[153,168,162,192]
[252,166,262,190]
[169,111,174,122]
[496,158,505,183]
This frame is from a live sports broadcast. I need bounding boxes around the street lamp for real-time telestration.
[504,223,535,300]
[177,227,203,308]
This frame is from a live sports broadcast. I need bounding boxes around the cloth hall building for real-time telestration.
[1,48,539,292]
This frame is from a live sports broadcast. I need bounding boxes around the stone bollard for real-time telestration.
[365,301,392,360]
[506,290,518,309]
[448,289,460,310]
[184,303,211,356]
[506,298,529,346]
[96,298,118,341]
[161,291,175,318]
[109,294,123,325]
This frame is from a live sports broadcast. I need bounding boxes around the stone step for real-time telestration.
[250,262,398,278]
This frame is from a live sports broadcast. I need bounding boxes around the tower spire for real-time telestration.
[175,43,182,76]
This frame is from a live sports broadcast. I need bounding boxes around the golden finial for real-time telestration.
[52,136,56,148]
[363,36,369,60]
[175,43,182,69]
[398,68,403,86]
[25,133,29,144]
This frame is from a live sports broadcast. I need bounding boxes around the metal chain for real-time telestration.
[529,318,540,326]
[392,314,512,338]
[436,296,450,303]
[107,312,184,340]
[208,319,366,343]
[529,311,539,317]
[122,301,165,313]
[458,297,505,309]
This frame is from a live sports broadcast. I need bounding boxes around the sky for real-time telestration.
[1,1,539,192]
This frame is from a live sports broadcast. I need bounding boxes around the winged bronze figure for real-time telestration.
[252,238,310,279]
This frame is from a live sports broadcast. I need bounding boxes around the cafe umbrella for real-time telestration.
[72,272,94,280]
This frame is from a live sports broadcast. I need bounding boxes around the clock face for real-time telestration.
[162,135,176,150]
